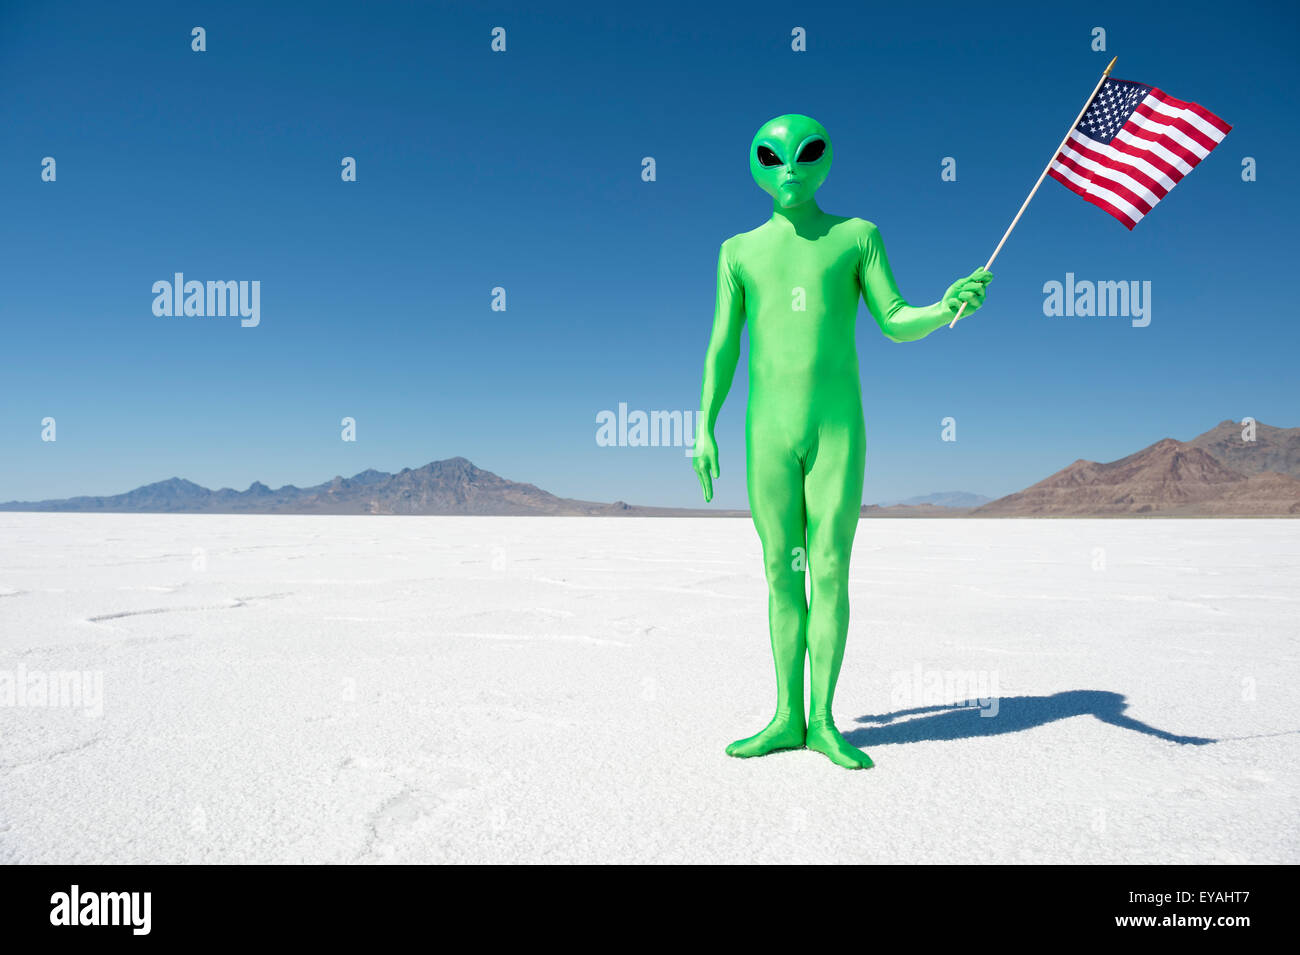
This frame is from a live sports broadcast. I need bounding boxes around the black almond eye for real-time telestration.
[797,139,825,163]
[756,145,782,167]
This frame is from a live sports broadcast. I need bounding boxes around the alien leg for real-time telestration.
[725,419,808,758]
[803,411,873,769]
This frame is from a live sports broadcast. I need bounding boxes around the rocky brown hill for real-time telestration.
[975,433,1300,517]
[1187,419,1300,478]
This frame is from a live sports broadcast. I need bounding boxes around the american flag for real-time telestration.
[1049,77,1230,230]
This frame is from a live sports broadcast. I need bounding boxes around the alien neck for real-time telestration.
[770,197,825,230]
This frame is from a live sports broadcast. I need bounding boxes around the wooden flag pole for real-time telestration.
[949,55,1118,328]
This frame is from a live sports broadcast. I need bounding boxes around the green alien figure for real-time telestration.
[693,114,993,769]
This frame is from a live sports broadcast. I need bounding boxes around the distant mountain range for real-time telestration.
[973,420,1300,517]
[2,421,1296,517]
[0,457,744,517]
[883,491,993,508]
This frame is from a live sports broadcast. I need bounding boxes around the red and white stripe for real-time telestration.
[1049,85,1231,229]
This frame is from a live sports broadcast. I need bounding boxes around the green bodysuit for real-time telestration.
[693,114,992,769]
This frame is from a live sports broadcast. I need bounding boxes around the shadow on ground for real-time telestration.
[845,690,1216,747]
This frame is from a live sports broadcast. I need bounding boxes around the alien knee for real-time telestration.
[808,548,850,591]
[763,549,806,594]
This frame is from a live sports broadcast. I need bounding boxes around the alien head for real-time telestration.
[749,114,832,209]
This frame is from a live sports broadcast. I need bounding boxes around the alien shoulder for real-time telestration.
[723,226,760,249]
[717,236,733,265]
[851,218,886,258]
[851,217,880,240]
[718,233,750,269]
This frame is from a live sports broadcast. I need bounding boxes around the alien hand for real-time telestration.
[942,268,993,319]
[692,431,720,503]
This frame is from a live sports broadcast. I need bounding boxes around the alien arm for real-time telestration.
[697,242,746,436]
[858,223,957,343]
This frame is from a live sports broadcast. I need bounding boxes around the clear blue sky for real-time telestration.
[2,0,1296,508]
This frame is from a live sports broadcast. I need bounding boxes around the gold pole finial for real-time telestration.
[1104,55,1118,76]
